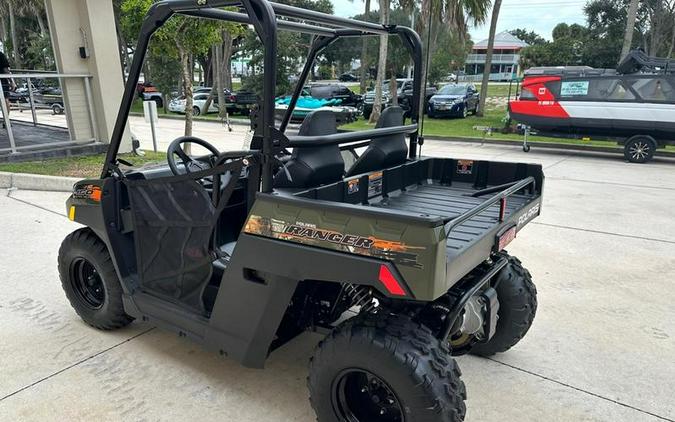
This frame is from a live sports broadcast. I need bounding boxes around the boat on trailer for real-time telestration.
[509,51,675,163]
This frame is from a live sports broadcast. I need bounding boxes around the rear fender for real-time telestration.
[204,233,413,368]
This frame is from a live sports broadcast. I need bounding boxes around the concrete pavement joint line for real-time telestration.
[546,176,675,192]
[486,357,675,422]
[532,221,675,245]
[0,327,155,403]
[543,155,572,170]
[5,189,67,219]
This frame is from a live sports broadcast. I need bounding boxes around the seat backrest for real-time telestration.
[274,110,345,189]
[345,106,408,177]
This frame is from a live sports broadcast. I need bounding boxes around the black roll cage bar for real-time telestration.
[102,0,424,193]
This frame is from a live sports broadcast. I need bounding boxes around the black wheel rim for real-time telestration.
[629,141,650,161]
[332,369,404,422]
[69,257,105,309]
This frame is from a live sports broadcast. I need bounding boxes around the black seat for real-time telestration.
[345,106,408,177]
[274,110,345,189]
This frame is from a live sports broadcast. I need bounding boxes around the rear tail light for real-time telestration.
[496,226,517,251]
[378,265,407,296]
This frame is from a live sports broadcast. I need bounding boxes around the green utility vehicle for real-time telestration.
[58,1,543,420]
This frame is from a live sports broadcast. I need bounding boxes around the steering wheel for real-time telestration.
[167,136,221,176]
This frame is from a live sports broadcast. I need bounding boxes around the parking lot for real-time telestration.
[1,140,674,421]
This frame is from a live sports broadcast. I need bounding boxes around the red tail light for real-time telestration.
[378,265,406,296]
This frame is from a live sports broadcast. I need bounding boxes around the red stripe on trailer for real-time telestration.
[510,75,569,119]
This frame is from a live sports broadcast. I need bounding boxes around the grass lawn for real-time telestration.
[0,152,166,178]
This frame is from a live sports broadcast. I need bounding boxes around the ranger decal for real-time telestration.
[244,215,425,269]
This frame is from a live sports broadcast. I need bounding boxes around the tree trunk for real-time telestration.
[369,0,390,124]
[416,0,437,125]
[668,23,675,58]
[0,16,7,48]
[222,30,234,90]
[178,45,194,141]
[477,0,502,117]
[621,0,640,61]
[389,73,398,106]
[359,0,371,94]
[203,45,218,113]
[35,11,47,37]
[215,41,228,121]
[8,3,21,69]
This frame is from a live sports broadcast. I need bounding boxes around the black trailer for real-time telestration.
[58,2,544,421]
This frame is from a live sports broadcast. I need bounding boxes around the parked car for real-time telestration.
[302,83,362,108]
[137,82,164,108]
[427,83,480,118]
[224,89,258,115]
[338,72,359,82]
[363,78,437,119]
[168,93,219,116]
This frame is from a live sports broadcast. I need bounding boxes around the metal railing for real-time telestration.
[0,73,97,154]
[466,53,520,64]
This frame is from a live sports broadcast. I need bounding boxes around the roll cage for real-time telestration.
[102,0,424,193]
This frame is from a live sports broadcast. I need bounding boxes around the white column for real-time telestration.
[45,0,131,152]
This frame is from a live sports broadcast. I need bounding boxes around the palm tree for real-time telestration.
[400,0,491,120]
[359,0,371,94]
[621,0,640,60]
[3,0,22,69]
[369,0,390,123]
[476,0,502,117]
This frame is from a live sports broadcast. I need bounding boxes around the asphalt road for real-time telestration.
[1,142,674,421]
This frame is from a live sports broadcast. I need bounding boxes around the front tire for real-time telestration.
[471,252,537,356]
[58,228,133,330]
[308,312,466,422]
[192,106,201,116]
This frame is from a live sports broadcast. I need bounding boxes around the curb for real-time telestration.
[0,171,78,192]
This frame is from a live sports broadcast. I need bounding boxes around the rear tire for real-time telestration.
[58,228,133,330]
[624,135,656,163]
[192,106,201,116]
[308,312,466,422]
[52,103,63,115]
[470,252,537,356]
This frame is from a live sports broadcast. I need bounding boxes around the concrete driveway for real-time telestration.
[1,141,674,421]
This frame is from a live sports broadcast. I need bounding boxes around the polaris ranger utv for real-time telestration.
[58,1,543,421]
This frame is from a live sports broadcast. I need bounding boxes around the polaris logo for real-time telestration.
[284,225,374,248]
[517,203,540,228]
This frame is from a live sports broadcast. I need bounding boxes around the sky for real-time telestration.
[331,0,588,42]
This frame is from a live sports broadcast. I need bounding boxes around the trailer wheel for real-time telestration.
[58,228,133,330]
[470,252,537,357]
[308,312,466,422]
[624,135,656,163]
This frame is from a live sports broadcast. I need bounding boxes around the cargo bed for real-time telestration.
[369,181,533,257]
[290,157,544,293]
